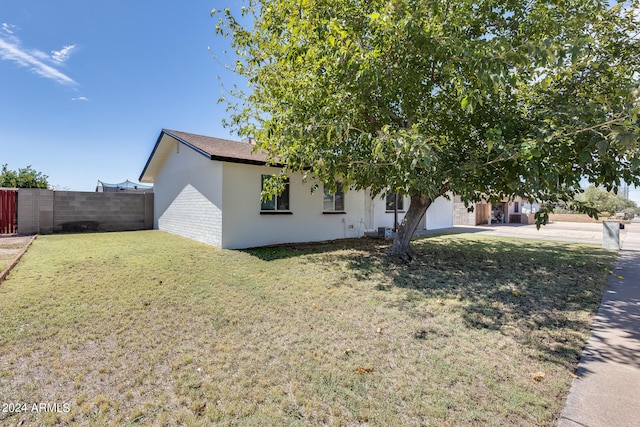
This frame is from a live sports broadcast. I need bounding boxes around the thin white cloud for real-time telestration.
[2,23,16,35]
[0,23,77,86]
[71,96,89,101]
[52,45,75,63]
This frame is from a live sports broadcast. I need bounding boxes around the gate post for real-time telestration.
[0,189,18,234]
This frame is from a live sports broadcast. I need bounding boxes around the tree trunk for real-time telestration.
[388,194,432,262]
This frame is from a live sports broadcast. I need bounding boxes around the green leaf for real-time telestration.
[461,96,471,111]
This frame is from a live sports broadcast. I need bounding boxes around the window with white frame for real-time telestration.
[260,175,290,211]
[323,182,345,212]
[385,193,404,211]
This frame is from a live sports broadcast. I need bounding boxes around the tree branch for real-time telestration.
[551,114,630,140]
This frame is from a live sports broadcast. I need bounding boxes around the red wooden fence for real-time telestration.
[0,189,17,234]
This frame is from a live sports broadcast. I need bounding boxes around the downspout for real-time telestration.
[394,192,399,232]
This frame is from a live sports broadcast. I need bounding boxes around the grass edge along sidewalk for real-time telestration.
[0,235,37,283]
[0,230,616,426]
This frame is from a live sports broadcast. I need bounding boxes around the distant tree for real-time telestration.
[214,0,640,261]
[575,186,637,215]
[0,164,49,189]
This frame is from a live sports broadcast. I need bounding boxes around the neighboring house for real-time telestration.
[96,180,153,193]
[453,195,537,225]
[139,129,454,249]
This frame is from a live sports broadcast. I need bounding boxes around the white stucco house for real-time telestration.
[139,129,454,249]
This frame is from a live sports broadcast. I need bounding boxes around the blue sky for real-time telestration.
[1,1,241,191]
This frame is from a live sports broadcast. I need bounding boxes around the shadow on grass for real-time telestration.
[242,227,488,261]
[359,235,615,369]
[243,226,501,261]
[246,233,617,371]
[242,238,389,261]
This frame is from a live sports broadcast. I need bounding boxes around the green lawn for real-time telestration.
[0,230,615,426]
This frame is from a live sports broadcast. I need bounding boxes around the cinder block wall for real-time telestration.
[18,189,153,234]
[453,202,477,226]
[548,213,599,223]
[17,189,54,234]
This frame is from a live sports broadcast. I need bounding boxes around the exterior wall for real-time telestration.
[148,146,454,249]
[371,194,415,230]
[521,213,599,224]
[363,190,375,230]
[453,198,476,226]
[505,200,522,223]
[521,213,535,225]
[153,142,223,247]
[426,195,454,229]
[53,191,152,232]
[454,197,531,225]
[490,197,527,224]
[548,213,599,223]
[17,189,152,234]
[221,163,367,249]
[372,193,453,231]
[476,203,491,225]
[17,189,54,234]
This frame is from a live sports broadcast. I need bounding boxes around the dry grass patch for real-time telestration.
[0,230,615,425]
[0,236,31,272]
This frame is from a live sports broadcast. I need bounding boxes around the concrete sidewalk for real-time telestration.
[558,220,640,427]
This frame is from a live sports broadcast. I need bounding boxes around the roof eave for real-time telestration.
[211,155,286,167]
[139,130,167,183]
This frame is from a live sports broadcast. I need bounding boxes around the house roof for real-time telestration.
[139,129,273,183]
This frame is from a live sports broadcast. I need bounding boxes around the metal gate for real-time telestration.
[0,189,17,234]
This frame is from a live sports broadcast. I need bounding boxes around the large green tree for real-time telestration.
[0,164,49,189]
[214,0,640,261]
[574,185,637,215]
